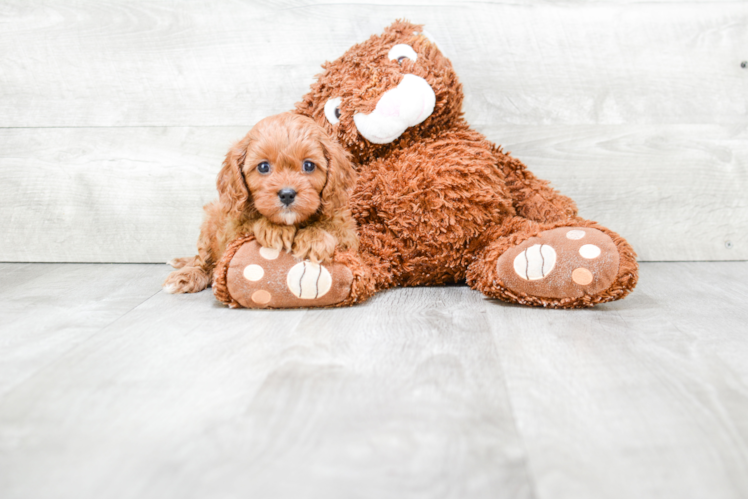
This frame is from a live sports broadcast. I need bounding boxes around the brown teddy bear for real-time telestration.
[213,20,638,309]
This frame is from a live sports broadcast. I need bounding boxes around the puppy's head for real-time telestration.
[216,112,355,225]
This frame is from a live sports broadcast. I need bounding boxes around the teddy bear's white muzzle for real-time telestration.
[353,74,436,144]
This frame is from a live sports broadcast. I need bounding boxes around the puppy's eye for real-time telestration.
[324,97,342,125]
[302,160,316,173]
[388,44,418,64]
[257,161,271,174]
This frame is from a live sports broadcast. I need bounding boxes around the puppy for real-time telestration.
[163,112,358,294]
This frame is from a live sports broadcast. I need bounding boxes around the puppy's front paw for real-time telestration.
[292,227,337,263]
[163,267,211,294]
[253,218,296,251]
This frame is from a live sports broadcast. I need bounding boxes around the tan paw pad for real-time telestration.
[497,227,620,299]
[251,290,272,304]
[571,268,594,285]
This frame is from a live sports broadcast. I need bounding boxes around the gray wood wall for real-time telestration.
[1,0,746,262]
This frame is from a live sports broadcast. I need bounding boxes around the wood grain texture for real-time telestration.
[0,268,532,497]
[0,125,745,262]
[1,1,746,262]
[488,124,748,262]
[0,126,235,263]
[0,263,163,397]
[485,261,748,497]
[1,262,747,496]
[0,0,745,127]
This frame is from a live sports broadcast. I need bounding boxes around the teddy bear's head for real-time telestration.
[296,20,463,162]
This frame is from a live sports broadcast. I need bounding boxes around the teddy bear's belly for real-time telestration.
[349,130,515,284]
[352,168,511,284]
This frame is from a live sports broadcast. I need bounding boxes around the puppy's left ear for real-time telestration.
[319,136,356,218]
[217,134,254,218]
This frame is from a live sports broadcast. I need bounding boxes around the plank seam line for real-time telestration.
[487,313,541,498]
[0,286,164,401]
[474,298,541,498]
[496,371,542,498]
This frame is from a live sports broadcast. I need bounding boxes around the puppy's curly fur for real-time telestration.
[164,112,358,294]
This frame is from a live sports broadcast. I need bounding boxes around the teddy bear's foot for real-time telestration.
[496,226,622,301]
[213,238,353,309]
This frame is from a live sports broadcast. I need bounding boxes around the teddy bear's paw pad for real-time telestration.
[225,240,352,309]
[496,227,620,299]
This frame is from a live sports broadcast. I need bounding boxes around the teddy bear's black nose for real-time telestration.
[278,188,297,206]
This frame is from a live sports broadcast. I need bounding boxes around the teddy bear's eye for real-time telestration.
[388,44,418,64]
[324,97,342,125]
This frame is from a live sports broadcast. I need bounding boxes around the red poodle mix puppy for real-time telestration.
[163,112,358,294]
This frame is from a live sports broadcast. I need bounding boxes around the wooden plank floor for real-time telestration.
[1,262,747,497]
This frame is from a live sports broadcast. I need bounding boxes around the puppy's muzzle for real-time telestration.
[278,188,297,207]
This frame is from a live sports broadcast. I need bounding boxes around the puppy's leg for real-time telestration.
[292,225,337,263]
[253,217,296,251]
[167,256,195,269]
[163,265,213,294]
[163,246,215,294]
[292,212,358,263]
[163,202,224,294]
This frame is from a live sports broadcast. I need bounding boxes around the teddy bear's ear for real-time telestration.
[294,96,315,119]
[382,19,423,37]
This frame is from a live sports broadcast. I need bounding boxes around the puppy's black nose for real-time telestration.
[278,188,297,206]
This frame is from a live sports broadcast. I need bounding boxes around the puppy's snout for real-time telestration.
[278,188,297,206]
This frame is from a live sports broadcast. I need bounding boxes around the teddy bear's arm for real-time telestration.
[499,154,578,223]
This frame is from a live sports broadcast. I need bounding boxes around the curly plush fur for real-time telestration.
[164,113,357,294]
[213,20,638,309]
